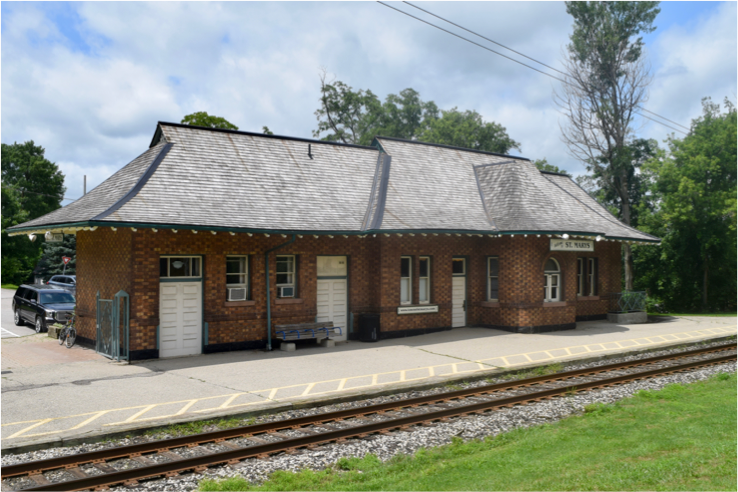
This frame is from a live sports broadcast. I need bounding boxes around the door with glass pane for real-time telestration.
[451,258,466,328]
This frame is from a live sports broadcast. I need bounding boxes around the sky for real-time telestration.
[2,1,736,203]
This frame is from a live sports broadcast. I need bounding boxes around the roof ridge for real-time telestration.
[155,122,378,150]
[374,135,531,161]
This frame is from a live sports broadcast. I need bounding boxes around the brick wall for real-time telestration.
[77,229,622,356]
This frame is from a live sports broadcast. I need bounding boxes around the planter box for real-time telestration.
[607,311,647,324]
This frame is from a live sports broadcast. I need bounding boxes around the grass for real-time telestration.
[200,371,737,491]
[648,312,736,317]
[1,283,18,290]
[143,416,254,439]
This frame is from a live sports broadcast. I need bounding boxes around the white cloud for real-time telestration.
[2,1,735,201]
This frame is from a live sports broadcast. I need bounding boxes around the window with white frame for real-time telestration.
[588,258,597,296]
[544,258,561,302]
[276,255,296,298]
[160,256,201,278]
[226,256,248,301]
[576,258,584,296]
[487,257,499,301]
[400,256,412,304]
[419,257,430,303]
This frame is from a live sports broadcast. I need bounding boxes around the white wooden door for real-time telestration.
[159,282,202,358]
[452,277,466,328]
[316,279,348,341]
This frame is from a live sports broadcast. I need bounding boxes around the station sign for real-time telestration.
[550,238,594,252]
[397,305,439,315]
[45,232,64,242]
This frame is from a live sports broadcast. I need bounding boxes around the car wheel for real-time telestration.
[35,317,45,333]
[14,309,24,326]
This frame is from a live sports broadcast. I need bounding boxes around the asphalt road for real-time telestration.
[1,288,37,338]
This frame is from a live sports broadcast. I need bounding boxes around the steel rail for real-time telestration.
[14,352,735,492]
[3,342,734,481]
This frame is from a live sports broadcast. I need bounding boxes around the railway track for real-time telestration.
[3,342,735,491]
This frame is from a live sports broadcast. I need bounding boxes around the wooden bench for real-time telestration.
[274,322,342,351]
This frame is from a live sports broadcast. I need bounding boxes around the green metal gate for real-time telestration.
[96,290,130,361]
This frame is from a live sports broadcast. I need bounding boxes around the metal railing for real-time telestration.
[609,291,647,313]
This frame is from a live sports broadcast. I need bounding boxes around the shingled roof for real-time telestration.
[8,122,659,243]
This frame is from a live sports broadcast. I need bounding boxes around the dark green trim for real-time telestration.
[317,275,348,280]
[159,278,201,283]
[7,220,661,243]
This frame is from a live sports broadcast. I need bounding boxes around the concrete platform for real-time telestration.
[1,314,735,452]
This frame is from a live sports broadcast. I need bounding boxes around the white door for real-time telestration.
[160,282,202,358]
[452,277,466,328]
[316,279,348,341]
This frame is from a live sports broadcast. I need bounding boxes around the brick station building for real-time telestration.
[9,123,659,360]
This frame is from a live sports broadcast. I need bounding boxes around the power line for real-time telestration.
[1,185,77,202]
[380,2,688,135]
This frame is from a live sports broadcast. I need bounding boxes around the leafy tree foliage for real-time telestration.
[314,73,519,154]
[556,1,661,290]
[1,141,65,285]
[533,158,567,175]
[181,112,238,130]
[633,98,736,312]
[36,234,76,279]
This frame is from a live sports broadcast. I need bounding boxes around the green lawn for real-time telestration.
[200,372,737,491]
[649,312,736,317]
[1,283,19,290]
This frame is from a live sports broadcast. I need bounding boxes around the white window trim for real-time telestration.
[276,255,296,298]
[588,258,596,296]
[419,256,431,304]
[487,256,499,302]
[544,258,561,302]
[576,258,584,297]
[400,256,412,305]
[226,255,248,300]
[160,256,202,279]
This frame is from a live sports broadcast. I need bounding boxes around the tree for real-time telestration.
[635,98,736,312]
[181,112,238,130]
[36,234,76,279]
[314,72,519,154]
[556,1,660,290]
[418,109,520,154]
[533,158,567,174]
[262,126,274,135]
[1,141,66,285]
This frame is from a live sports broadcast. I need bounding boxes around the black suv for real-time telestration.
[12,285,76,333]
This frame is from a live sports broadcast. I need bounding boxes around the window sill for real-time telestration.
[481,301,500,308]
[275,298,304,305]
[543,301,567,308]
[577,296,600,301]
[225,300,255,307]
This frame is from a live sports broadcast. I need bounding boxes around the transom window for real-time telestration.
[419,257,430,304]
[487,257,499,301]
[400,256,412,304]
[452,258,465,276]
[544,258,560,302]
[160,256,201,278]
[226,256,248,301]
[276,255,296,298]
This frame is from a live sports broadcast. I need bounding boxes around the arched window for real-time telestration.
[544,258,561,302]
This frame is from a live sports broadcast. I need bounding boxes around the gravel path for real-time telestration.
[2,341,735,492]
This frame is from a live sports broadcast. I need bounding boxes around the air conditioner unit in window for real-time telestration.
[278,286,294,298]
[227,287,247,301]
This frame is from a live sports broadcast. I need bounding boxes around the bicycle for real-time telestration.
[58,312,77,349]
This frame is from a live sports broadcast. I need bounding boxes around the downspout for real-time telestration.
[265,234,296,351]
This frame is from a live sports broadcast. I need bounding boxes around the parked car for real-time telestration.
[47,275,76,294]
[12,285,76,333]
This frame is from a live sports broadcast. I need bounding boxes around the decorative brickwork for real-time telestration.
[76,229,622,358]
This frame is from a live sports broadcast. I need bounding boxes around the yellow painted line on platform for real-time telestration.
[3,325,734,440]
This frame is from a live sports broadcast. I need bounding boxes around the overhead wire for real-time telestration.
[380,1,688,135]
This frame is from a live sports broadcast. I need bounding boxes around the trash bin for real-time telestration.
[358,314,380,342]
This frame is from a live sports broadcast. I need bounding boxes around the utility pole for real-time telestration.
[83,175,87,196]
